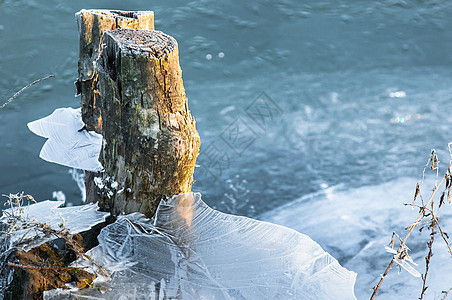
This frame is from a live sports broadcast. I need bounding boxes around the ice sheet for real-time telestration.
[261,178,452,299]
[27,107,103,172]
[1,200,110,251]
[63,193,356,299]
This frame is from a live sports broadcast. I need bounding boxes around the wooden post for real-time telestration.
[76,9,154,132]
[77,10,201,217]
[75,9,155,205]
[95,29,200,217]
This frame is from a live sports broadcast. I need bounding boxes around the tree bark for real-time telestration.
[75,9,155,204]
[95,29,200,217]
[76,9,154,131]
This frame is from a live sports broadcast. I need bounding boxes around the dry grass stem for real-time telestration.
[441,287,452,300]
[370,147,452,299]
[8,262,87,271]
[419,201,435,300]
[0,75,54,110]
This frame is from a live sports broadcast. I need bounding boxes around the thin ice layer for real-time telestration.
[261,178,452,299]
[1,200,110,251]
[27,107,103,172]
[68,193,356,299]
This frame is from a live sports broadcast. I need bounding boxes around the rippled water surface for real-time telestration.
[1,0,451,212]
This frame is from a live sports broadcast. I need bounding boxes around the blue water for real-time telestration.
[1,1,452,215]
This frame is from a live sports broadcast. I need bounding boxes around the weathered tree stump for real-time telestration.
[95,29,200,217]
[76,10,200,217]
[76,9,155,132]
[75,9,155,206]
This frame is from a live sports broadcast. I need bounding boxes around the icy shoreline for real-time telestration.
[1,193,357,299]
[261,177,452,299]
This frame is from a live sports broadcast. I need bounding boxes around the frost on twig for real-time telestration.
[0,75,54,110]
[371,145,452,299]
[384,245,420,278]
[0,193,111,297]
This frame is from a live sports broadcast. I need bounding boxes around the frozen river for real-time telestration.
[1,1,452,298]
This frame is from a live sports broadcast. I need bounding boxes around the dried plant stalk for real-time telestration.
[371,148,452,299]
[0,75,54,110]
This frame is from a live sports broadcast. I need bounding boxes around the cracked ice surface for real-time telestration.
[59,193,356,300]
[27,107,103,172]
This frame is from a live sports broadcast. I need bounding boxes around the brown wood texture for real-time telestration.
[76,9,154,132]
[95,29,200,217]
[75,9,155,205]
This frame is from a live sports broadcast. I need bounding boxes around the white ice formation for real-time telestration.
[27,107,103,172]
[1,199,110,251]
[50,192,356,300]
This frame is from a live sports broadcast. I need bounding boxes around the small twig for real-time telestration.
[371,260,394,297]
[407,203,452,256]
[28,221,110,278]
[370,176,445,300]
[8,262,86,271]
[400,177,443,250]
[403,219,431,231]
[413,182,420,207]
[419,201,435,300]
[59,233,109,278]
[372,146,452,299]
[0,75,54,110]
[17,227,37,244]
[431,216,452,256]
[441,287,452,300]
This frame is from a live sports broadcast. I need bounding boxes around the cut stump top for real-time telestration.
[106,29,177,58]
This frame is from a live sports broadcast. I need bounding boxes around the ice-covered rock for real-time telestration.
[27,107,103,172]
[0,199,110,298]
[61,193,356,299]
[1,199,110,251]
